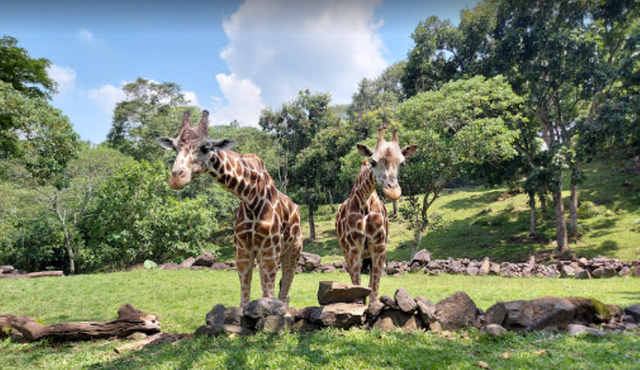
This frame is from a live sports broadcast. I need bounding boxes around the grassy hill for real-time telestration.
[215,160,640,264]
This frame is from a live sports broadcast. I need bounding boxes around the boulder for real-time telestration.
[206,305,243,327]
[256,314,289,334]
[485,297,576,332]
[317,265,336,273]
[299,252,322,271]
[489,263,501,275]
[566,324,605,337]
[179,257,196,269]
[624,304,640,323]
[159,262,180,270]
[415,296,436,324]
[591,266,616,279]
[309,303,367,329]
[568,298,622,324]
[379,295,396,309]
[435,292,478,330]
[372,309,420,332]
[478,258,491,276]
[210,262,229,271]
[618,266,631,277]
[1,265,15,274]
[410,249,431,265]
[394,288,417,314]
[366,300,385,322]
[243,298,287,320]
[194,252,216,267]
[466,266,479,276]
[317,281,371,305]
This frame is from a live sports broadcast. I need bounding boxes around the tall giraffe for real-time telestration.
[157,110,303,307]
[336,126,417,302]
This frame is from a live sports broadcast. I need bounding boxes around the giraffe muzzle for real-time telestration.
[383,184,402,200]
[168,169,191,190]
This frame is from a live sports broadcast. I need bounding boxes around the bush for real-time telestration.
[578,201,602,218]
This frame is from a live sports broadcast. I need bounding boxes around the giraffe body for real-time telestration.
[158,111,303,307]
[336,126,417,302]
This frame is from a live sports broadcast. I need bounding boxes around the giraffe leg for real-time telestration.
[278,239,301,305]
[369,243,386,302]
[257,247,278,299]
[346,245,363,287]
[236,242,254,308]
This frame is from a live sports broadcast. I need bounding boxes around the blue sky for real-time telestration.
[1,0,478,144]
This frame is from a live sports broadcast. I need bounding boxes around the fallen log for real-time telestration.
[4,304,161,342]
[27,271,64,278]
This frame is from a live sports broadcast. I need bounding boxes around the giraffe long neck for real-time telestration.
[207,150,270,208]
[349,162,377,209]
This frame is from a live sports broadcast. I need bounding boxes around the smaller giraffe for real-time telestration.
[157,110,303,308]
[336,126,417,302]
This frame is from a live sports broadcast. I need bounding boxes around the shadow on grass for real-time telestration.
[440,189,504,212]
[578,240,620,259]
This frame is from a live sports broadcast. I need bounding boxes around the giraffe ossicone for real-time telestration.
[336,125,418,303]
[157,110,303,308]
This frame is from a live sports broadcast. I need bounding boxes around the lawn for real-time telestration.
[1,269,639,369]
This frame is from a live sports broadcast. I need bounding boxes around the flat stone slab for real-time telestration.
[317,281,371,305]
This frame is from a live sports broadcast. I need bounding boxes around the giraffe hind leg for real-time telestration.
[278,239,301,305]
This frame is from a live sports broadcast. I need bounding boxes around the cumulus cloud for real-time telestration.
[210,73,264,127]
[183,91,199,106]
[88,84,126,114]
[46,64,76,94]
[77,29,95,43]
[220,0,388,107]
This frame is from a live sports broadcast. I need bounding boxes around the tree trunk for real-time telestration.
[326,188,336,213]
[308,204,316,241]
[65,234,75,275]
[392,200,398,218]
[528,192,537,237]
[568,176,579,237]
[411,224,426,259]
[552,182,570,255]
[539,189,547,220]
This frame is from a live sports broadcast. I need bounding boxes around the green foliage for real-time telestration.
[81,160,219,271]
[578,201,603,219]
[0,35,56,100]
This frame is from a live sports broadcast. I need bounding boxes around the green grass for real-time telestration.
[289,160,640,265]
[2,269,640,369]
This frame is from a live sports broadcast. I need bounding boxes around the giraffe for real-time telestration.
[157,110,303,308]
[336,126,417,303]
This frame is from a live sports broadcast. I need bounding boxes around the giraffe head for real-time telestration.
[156,110,236,190]
[356,126,418,200]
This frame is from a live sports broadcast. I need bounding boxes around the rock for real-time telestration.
[194,252,216,267]
[415,296,436,324]
[624,304,640,323]
[575,268,591,279]
[394,288,417,314]
[618,266,631,277]
[0,265,15,274]
[379,295,396,308]
[317,265,336,273]
[309,303,367,329]
[568,298,622,324]
[256,315,289,334]
[179,257,196,269]
[435,292,478,330]
[206,305,243,327]
[366,300,385,322]
[485,297,576,332]
[478,258,490,276]
[159,262,180,270]
[566,324,605,337]
[317,281,371,305]
[27,271,64,278]
[210,262,229,271]
[372,309,420,332]
[299,252,322,271]
[410,249,431,265]
[385,261,404,275]
[225,260,237,268]
[466,266,479,276]
[591,266,616,278]
[1,273,29,279]
[632,266,640,277]
[410,262,421,273]
[560,265,575,278]
[295,306,320,321]
[195,324,253,337]
[479,324,508,337]
[489,263,501,275]
[243,298,287,320]
[621,314,635,324]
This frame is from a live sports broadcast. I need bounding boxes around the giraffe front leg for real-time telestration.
[278,237,302,305]
[346,247,363,287]
[369,243,386,303]
[257,247,278,300]
[236,240,254,308]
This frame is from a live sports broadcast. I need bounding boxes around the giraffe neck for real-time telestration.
[206,150,270,208]
[349,162,377,210]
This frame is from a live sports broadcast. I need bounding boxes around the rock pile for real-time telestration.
[194,281,640,338]
[0,265,64,279]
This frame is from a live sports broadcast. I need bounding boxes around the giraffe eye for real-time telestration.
[201,143,212,153]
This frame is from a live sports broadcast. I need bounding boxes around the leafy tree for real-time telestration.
[396,76,520,256]
[107,78,193,162]
[349,61,406,117]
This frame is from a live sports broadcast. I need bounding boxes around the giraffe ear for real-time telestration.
[401,145,418,158]
[357,144,374,157]
[157,137,176,151]
[211,138,237,151]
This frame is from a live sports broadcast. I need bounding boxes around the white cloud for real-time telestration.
[46,64,76,94]
[220,0,388,107]
[77,29,95,43]
[210,73,264,127]
[183,91,199,106]
[87,84,126,114]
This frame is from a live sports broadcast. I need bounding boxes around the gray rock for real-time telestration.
[592,266,616,278]
[435,292,478,330]
[0,265,15,274]
[317,265,336,273]
[317,281,371,305]
[410,262,421,273]
[415,296,436,324]
[309,303,367,329]
[159,262,180,270]
[299,252,322,271]
[394,288,417,314]
[410,249,431,265]
[633,266,640,277]
[243,298,287,320]
[194,252,216,267]
[372,309,420,332]
[479,324,508,337]
[566,323,605,337]
[624,304,640,323]
[489,263,501,275]
[256,314,289,334]
[478,258,490,276]
[560,265,575,278]
[485,297,576,332]
[210,262,229,271]
[367,299,385,322]
[195,324,253,337]
[206,305,243,327]
[179,257,196,269]
[466,266,479,276]
[380,295,396,308]
[568,298,622,324]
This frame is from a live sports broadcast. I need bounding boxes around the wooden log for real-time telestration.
[5,304,161,342]
[27,271,64,278]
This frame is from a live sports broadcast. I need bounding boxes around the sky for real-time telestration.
[1,0,479,144]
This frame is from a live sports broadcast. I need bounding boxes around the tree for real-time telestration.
[107,78,193,162]
[396,76,520,256]
[349,61,406,117]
